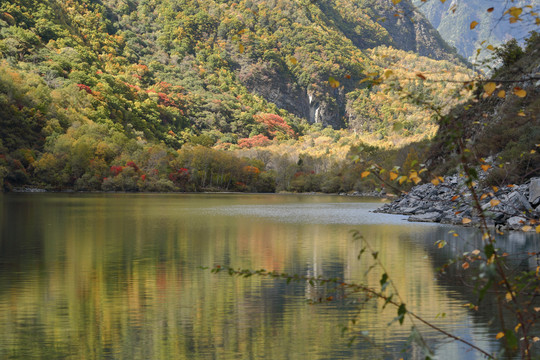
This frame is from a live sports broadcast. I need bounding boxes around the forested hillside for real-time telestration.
[0,0,489,192]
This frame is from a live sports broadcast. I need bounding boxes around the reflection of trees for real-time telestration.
[1,195,530,358]
[399,226,540,356]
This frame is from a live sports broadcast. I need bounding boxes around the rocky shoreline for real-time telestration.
[375,176,540,231]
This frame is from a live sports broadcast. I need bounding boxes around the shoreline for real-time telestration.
[374,176,540,232]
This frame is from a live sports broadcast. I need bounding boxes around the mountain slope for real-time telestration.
[0,0,471,191]
[412,0,540,63]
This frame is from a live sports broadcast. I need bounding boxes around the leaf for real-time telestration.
[451,195,459,201]
[505,330,518,350]
[480,193,488,200]
[496,332,505,339]
[505,292,513,302]
[431,178,440,185]
[397,304,407,325]
[513,87,526,97]
[238,43,245,53]
[329,77,340,88]
[389,172,398,181]
[361,171,370,178]
[289,56,298,64]
[497,90,506,98]
[508,7,522,17]
[410,176,421,185]
[514,323,521,333]
[415,72,426,80]
[481,164,491,171]
[484,244,495,258]
[536,225,540,233]
[471,249,480,256]
[462,218,472,224]
[437,240,447,248]
[486,44,495,51]
[487,7,494,12]
[470,21,479,29]
[522,225,532,232]
[492,186,499,192]
[483,82,496,96]
[462,262,469,269]
[380,273,389,290]
[490,199,501,207]
[392,0,401,4]
[398,176,407,184]
[384,69,394,78]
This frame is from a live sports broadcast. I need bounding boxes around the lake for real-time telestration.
[0,193,538,359]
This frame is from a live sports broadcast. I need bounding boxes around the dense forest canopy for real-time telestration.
[0,0,537,193]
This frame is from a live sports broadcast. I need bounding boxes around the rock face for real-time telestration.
[237,61,346,128]
[411,0,540,62]
[372,0,462,61]
[375,176,540,231]
[234,0,462,129]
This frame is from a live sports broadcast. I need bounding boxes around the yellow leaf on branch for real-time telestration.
[361,171,370,178]
[497,90,506,98]
[483,82,496,96]
[462,218,472,224]
[490,199,501,207]
[513,87,527,97]
[508,7,523,17]
[470,21,479,29]
[496,332,505,340]
[389,172,398,181]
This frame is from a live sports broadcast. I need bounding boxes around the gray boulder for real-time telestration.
[529,178,540,206]
[408,212,442,222]
[505,191,533,213]
[507,216,527,230]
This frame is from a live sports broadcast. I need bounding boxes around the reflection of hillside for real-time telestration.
[399,226,540,357]
[0,194,525,359]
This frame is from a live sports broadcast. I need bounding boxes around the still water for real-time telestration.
[0,193,538,359]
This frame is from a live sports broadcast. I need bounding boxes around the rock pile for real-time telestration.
[375,176,540,231]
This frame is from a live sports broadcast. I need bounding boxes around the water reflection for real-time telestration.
[0,193,538,359]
